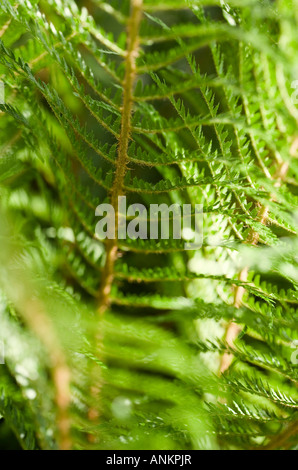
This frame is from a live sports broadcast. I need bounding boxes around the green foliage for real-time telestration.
[0,0,297,450]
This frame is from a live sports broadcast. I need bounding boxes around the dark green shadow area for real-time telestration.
[0,420,22,450]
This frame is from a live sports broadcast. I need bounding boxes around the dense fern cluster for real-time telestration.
[0,0,297,450]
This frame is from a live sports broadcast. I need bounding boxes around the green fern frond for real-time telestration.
[0,0,297,451]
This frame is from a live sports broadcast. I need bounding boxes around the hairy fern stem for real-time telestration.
[98,0,143,315]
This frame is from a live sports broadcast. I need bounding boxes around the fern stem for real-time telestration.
[260,419,298,450]
[87,0,143,440]
[0,18,12,38]
[97,0,143,315]
[219,151,292,374]
[16,296,71,449]
[219,45,293,373]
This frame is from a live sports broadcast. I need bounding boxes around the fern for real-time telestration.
[0,0,297,450]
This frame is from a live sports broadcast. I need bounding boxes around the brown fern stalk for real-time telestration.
[219,146,294,374]
[98,0,143,315]
[9,294,71,450]
[87,0,143,441]
[260,420,298,450]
